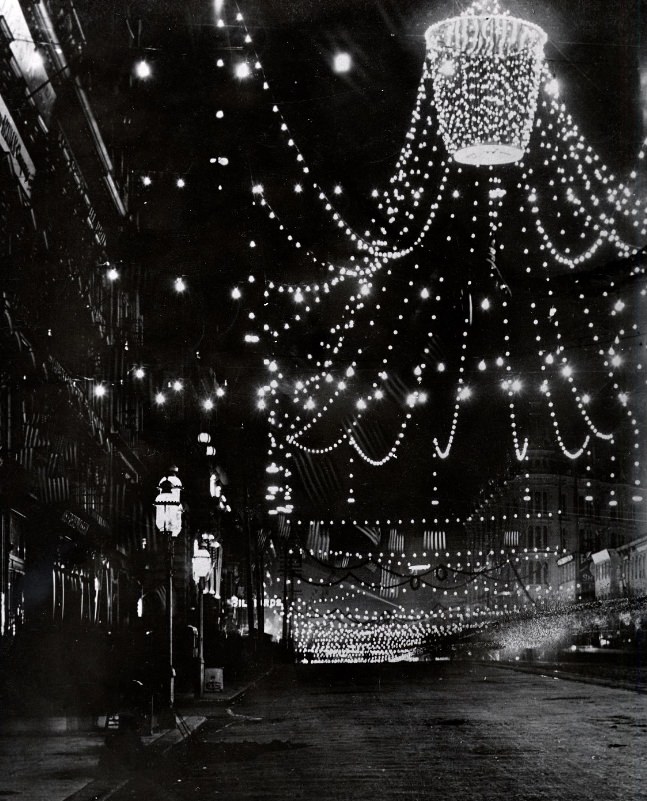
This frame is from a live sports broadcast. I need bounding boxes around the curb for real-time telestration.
[62,715,207,801]
[481,660,647,694]
[61,669,273,801]
[223,666,274,705]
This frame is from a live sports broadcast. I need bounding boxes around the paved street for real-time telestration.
[112,662,647,801]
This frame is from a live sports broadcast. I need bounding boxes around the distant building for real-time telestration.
[464,446,642,610]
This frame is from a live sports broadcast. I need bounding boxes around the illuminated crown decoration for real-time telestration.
[425,0,547,165]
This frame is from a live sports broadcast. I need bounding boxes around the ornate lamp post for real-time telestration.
[154,469,183,711]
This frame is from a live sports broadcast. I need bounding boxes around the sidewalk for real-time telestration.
[0,669,273,801]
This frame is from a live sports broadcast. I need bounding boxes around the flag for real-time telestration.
[36,470,70,504]
[388,528,404,553]
[306,521,330,554]
[354,523,381,547]
[22,423,45,448]
[424,530,446,551]
[257,527,270,553]
[380,565,399,599]
[504,530,520,547]
[277,513,291,541]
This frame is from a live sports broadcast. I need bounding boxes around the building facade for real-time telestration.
[0,1,155,706]
[464,446,643,611]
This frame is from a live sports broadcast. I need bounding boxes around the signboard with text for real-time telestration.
[0,93,35,196]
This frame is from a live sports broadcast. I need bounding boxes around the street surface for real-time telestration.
[114,662,647,801]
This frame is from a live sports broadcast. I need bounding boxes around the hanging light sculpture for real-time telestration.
[425,0,547,165]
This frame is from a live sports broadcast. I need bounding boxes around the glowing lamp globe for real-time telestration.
[154,473,183,537]
[425,7,546,165]
[192,546,212,581]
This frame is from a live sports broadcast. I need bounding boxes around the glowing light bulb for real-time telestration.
[172,380,183,392]
[141,175,152,186]
[203,398,214,410]
[155,392,166,405]
[176,177,186,188]
[174,276,186,293]
[231,287,242,300]
[235,61,251,79]
[134,367,145,379]
[333,52,352,73]
[106,267,119,281]
[480,297,491,310]
[94,384,106,397]
[134,59,152,79]
[545,77,559,97]
[438,59,456,77]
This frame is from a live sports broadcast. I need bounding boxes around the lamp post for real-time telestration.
[154,469,183,712]
[192,541,212,697]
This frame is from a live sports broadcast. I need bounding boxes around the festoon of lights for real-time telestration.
[213,0,647,530]
[67,263,233,417]
[214,0,647,657]
[264,538,571,661]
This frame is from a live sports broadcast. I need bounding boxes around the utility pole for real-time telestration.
[282,541,289,646]
[255,533,264,641]
[244,500,255,638]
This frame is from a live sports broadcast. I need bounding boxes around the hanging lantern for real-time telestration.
[425,3,546,165]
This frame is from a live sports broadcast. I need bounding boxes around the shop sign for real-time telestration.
[0,93,35,196]
[61,509,89,535]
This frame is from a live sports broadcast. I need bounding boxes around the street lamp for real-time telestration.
[154,469,183,711]
[192,542,212,697]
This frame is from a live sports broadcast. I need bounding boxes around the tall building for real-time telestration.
[0,0,153,701]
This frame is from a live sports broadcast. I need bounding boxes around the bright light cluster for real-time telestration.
[425,1,547,165]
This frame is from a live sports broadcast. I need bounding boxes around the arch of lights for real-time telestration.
[227,0,647,660]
